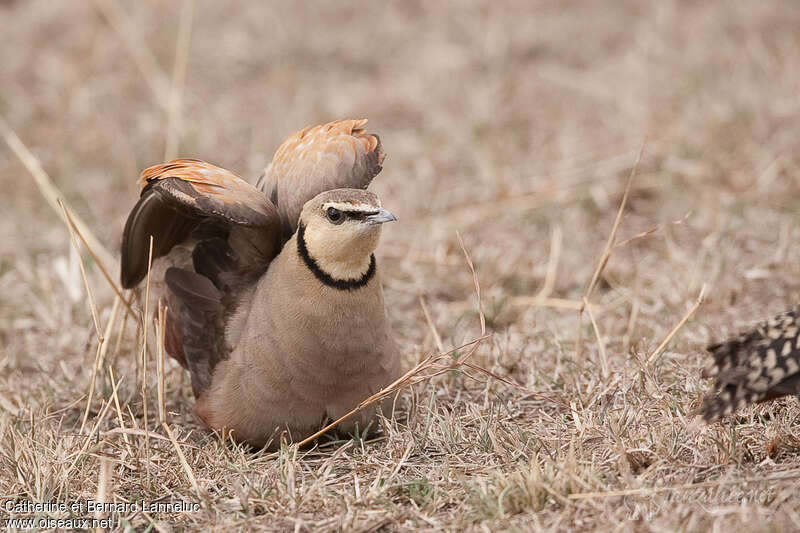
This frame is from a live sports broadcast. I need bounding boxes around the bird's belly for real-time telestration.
[198,319,392,449]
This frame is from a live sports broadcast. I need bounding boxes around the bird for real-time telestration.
[700,308,800,422]
[119,119,401,449]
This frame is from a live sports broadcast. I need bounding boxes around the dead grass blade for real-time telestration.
[536,224,563,300]
[647,284,706,365]
[459,360,568,407]
[156,304,167,424]
[508,231,584,309]
[577,141,646,358]
[107,365,132,451]
[613,211,692,249]
[58,199,103,339]
[583,141,645,303]
[79,342,105,436]
[99,296,122,365]
[583,297,609,378]
[457,231,486,336]
[140,236,154,473]
[161,422,201,497]
[164,0,195,160]
[65,384,119,479]
[419,295,445,354]
[94,456,112,530]
[79,297,120,435]
[100,427,171,443]
[92,0,171,109]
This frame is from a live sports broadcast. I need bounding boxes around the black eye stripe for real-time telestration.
[326,208,379,220]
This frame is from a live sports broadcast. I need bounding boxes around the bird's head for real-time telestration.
[297,189,396,285]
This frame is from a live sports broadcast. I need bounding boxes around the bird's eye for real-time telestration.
[326,207,344,224]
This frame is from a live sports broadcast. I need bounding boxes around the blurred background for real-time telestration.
[3,0,799,356]
[2,1,800,529]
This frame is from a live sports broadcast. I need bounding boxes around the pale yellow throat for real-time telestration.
[302,223,378,281]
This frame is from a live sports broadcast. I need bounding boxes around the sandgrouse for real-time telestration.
[700,308,800,421]
[120,119,401,449]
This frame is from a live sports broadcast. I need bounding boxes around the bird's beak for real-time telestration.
[365,208,397,225]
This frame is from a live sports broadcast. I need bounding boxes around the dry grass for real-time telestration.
[2,1,800,531]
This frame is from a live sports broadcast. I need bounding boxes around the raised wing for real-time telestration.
[700,308,800,421]
[121,158,282,396]
[256,119,384,238]
[121,158,281,288]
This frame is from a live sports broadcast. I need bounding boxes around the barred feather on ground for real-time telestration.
[701,308,800,421]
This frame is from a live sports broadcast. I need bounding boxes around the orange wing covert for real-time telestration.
[267,119,380,177]
[138,158,274,223]
[257,119,385,236]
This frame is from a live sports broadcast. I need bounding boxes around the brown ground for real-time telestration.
[2,1,800,531]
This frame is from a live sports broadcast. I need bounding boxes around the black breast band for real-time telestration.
[296,223,376,290]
